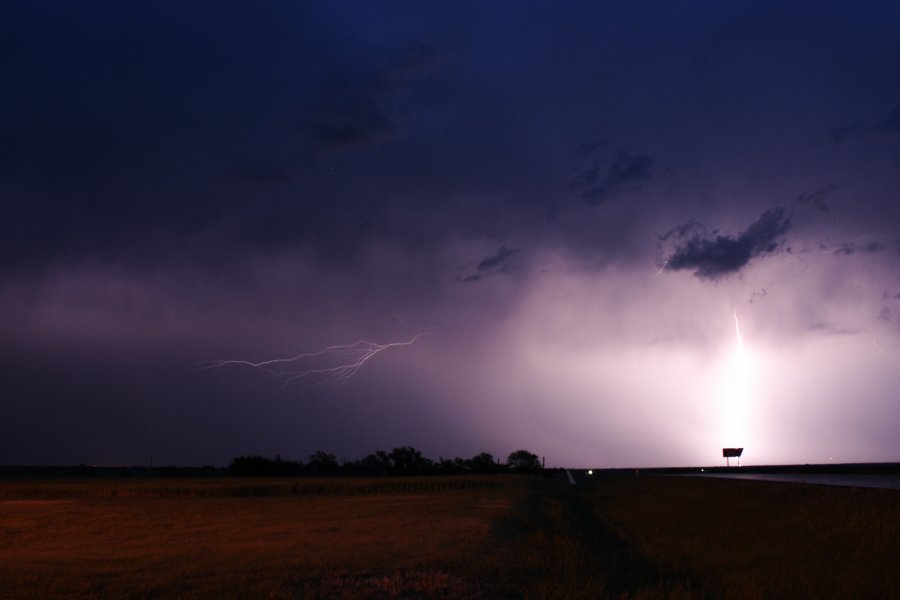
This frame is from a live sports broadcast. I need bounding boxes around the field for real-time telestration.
[0,474,897,598]
[581,475,900,598]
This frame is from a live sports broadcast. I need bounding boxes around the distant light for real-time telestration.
[587,469,593,475]
[701,468,704,472]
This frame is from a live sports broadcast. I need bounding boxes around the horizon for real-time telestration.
[4,453,900,473]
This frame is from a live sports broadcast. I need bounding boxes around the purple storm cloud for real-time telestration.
[1,2,899,468]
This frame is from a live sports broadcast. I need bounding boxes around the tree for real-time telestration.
[357,450,391,476]
[436,457,466,474]
[227,455,303,476]
[306,450,340,476]
[388,446,433,475]
[467,452,499,474]
[228,455,272,476]
[506,449,541,471]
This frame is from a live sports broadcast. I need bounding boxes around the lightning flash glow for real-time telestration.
[202,331,433,389]
[713,310,755,452]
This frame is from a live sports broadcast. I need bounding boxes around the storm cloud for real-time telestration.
[2,2,899,468]
[661,208,792,279]
[795,183,842,212]
[457,246,521,283]
[574,152,655,206]
[834,241,886,256]
[828,100,900,143]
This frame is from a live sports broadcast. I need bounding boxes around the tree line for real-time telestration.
[228,447,543,477]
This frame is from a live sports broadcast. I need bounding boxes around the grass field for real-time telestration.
[0,477,528,598]
[581,474,900,599]
[0,474,897,598]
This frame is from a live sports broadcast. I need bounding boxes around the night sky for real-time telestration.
[3,2,899,468]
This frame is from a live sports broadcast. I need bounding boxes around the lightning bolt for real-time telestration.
[717,309,751,451]
[201,330,435,389]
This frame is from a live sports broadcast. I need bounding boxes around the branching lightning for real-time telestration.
[201,330,435,389]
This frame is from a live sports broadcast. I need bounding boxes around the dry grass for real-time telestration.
[0,476,527,599]
[2,474,897,598]
[582,475,900,599]
[0,476,510,499]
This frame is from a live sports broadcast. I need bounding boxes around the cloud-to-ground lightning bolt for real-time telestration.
[733,309,744,351]
[716,309,751,454]
[202,330,435,389]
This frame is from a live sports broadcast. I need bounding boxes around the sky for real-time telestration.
[2,1,899,468]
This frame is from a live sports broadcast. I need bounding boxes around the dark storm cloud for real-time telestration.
[749,289,767,304]
[3,2,900,468]
[576,140,607,156]
[795,183,842,212]
[0,3,443,272]
[833,241,890,256]
[829,101,900,143]
[0,2,303,267]
[300,45,442,151]
[457,246,521,283]
[300,63,402,150]
[661,207,792,279]
[808,322,859,336]
[575,152,655,206]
